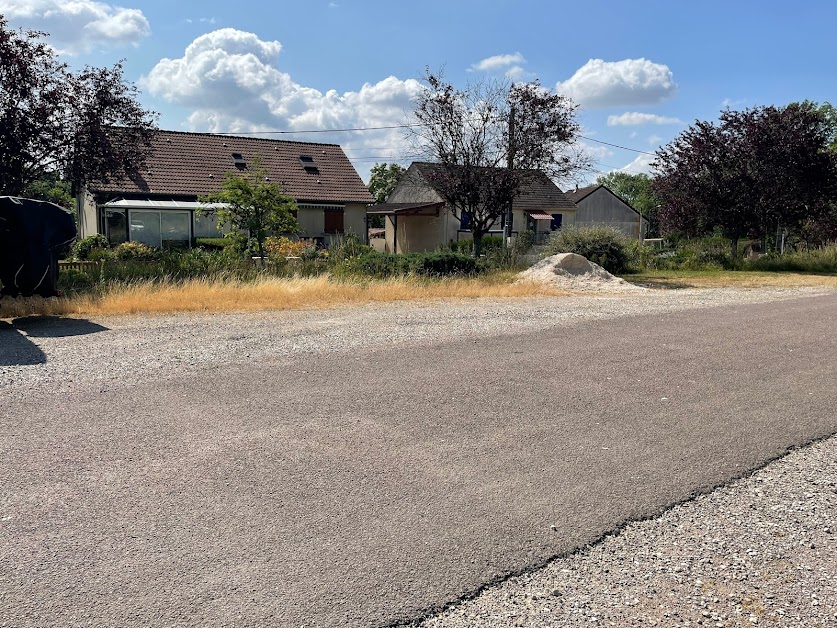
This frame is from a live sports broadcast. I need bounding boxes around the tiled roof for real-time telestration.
[90,130,373,204]
[410,162,577,211]
[566,185,600,204]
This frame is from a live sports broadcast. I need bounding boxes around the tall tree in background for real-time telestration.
[411,72,588,256]
[654,103,837,256]
[594,171,661,235]
[367,162,405,228]
[0,17,157,198]
[368,162,406,204]
[23,173,74,212]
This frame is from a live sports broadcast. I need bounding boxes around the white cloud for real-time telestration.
[469,52,526,72]
[647,134,663,146]
[617,153,656,175]
[607,112,683,126]
[721,97,746,109]
[556,58,676,109]
[0,0,150,54]
[144,29,424,180]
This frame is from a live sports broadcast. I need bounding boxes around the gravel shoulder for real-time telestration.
[421,433,837,627]
[2,286,832,399]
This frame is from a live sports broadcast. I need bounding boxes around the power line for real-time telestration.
[210,124,657,156]
[579,135,657,156]
[218,124,419,135]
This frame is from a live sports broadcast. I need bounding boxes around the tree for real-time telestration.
[23,173,74,212]
[594,171,661,235]
[199,164,300,263]
[0,17,157,197]
[410,72,588,256]
[368,162,406,204]
[654,103,837,256]
[367,162,405,228]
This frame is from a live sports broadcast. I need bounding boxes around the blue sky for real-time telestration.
[3,0,835,183]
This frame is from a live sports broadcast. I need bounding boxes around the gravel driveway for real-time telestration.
[1,286,835,626]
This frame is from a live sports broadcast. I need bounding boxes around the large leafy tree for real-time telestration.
[368,162,406,204]
[411,72,588,256]
[0,18,157,197]
[367,162,405,228]
[199,164,300,263]
[654,103,837,256]
[594,171,661,235]
[23,173,74,212]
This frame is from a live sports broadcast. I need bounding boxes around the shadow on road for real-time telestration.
[0,317,108,366]
[12,316,108,338]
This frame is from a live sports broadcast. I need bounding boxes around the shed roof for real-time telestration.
[409,162,577,211]
[89,129,374,204]
[567,184,641,217]
[566,184,600,204]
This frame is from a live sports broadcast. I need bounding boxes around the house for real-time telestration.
[77,130,374,249]
[367,162,578,253]
[565,184,644,239]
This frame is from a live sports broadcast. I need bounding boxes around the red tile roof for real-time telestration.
[566,185,600,204]
[410,162,577,211]
[90,130,374,204]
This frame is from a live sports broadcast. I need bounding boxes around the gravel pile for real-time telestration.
[516,253,646,292]
[422,434,837,627]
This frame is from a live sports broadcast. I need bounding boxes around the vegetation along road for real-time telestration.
[1,287,835,626]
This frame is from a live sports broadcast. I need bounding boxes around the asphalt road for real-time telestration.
[1,294,836,626]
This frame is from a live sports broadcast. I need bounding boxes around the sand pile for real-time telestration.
[516,253,646,292]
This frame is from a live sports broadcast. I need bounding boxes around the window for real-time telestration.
[105,208,128,246]
[300,155,319,175]
[194,211,225,238]
[460,211,471,229]
[129,210,191,249]
[550,213,563,231]
[231,153,246,169]
[323,207,344,234]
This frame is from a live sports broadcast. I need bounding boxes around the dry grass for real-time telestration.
[627,270,837,289]
[0,273,570,319]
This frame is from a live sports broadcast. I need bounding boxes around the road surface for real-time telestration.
[1,292,835,625]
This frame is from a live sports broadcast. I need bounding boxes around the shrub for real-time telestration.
[71,234,109,260]
[546,226,633,273]
[264,236,316,259]
[195,237,233,251]
[448,235,504,256]
[337,251,479,278]
[327,233,371,261]
[113,241,160,261]
[744,244,837,273]
[448,239,472,255]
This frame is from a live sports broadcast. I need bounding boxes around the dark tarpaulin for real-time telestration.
[0,196,77,298]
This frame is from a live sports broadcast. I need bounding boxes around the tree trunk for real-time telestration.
[257,238,266,269]
[471,230,483,258]
[730,237,739,260]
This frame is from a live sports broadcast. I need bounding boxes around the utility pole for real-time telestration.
[504,103,515,247]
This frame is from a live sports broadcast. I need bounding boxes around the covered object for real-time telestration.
[0,197,76,298]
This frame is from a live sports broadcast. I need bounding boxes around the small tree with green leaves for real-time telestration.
[199,164,299,264]
[367,162,405,228]
[368,162,405,204]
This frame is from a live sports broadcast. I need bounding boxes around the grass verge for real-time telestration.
[0,273,569,319]
[626,270,837,289]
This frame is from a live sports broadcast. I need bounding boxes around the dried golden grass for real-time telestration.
[630,270,837,289]
[0,273,570,319]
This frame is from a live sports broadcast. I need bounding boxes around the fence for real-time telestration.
[59,261,103,272]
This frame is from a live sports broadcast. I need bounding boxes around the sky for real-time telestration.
[2,0,835,185]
